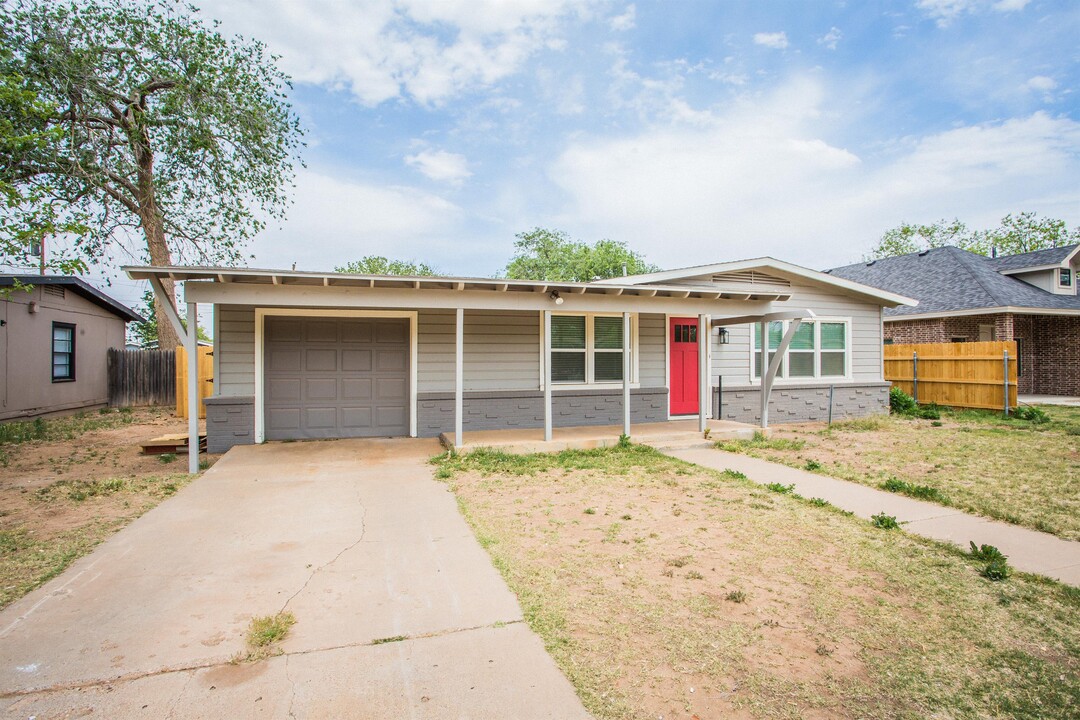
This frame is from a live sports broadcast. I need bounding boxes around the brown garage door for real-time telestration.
[264,317,409,440]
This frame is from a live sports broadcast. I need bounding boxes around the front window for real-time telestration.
[752,319,848,380]
[550,314,630,384]
[1060,268,1073,288]
[52,323,75,381]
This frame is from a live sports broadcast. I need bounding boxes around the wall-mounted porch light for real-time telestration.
[715,327,730,344]
[549,290,564,305]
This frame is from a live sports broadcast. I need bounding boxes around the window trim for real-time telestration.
[748,317,851,384]
[51,322,76,383]
[1058,267,1073,289]
[542,312,639,390]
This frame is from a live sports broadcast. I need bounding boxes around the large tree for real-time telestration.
[503,228,659,282]
[0,0,303,349]
[867,213,1078,260]
[335,256,438,276]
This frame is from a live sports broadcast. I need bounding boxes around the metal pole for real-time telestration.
[715,376,723,420]
[543,310,552,442]
[912,351,919,404]
[828,384,835,427]
[1003,350,1010,417]
[698,314,708,433]
[455,307,464,448]
[622,312,631,438]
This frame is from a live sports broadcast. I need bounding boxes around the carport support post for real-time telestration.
[698,314,709,433]
[543,310,552,442]
[186,302,199,474]
[455,308,464,449]
[622,312,631,437]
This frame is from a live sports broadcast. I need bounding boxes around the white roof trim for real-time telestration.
[886,306,1080,321]
[998,264,1065,275]
[597,257,916,307]
[712,309,817,326]
[122,265,793,303]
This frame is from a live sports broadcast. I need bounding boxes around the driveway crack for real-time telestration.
[280,504,367,614]
[284,653,298,719]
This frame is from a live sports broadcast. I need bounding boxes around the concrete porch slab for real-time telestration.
[440,419,757,454]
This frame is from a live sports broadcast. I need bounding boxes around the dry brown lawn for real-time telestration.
[436,445,1079,720]
[0,407,208,608]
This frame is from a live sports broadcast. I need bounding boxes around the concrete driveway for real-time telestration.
[0,439,590,719]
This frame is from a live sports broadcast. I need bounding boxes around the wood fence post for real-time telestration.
[912,351,918,404]
[1003,350,1010,416]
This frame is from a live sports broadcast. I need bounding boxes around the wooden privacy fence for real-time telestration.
[884,341,1018,412]
[176,345,214,419]
[107,349,176,407]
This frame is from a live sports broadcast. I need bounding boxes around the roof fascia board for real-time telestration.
[601,258,917,307]
[886,306,1080,321]
[184,280,778,316]
[998,264,1063,275]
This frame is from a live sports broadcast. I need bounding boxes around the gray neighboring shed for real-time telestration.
[126,260,914,454]
[1,276,142,421]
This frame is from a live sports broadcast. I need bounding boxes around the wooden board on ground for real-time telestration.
[141,433,207,455]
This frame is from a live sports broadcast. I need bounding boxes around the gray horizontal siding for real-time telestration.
[216,305,256,397]
[638,313,666,387]
[417,309,540,393]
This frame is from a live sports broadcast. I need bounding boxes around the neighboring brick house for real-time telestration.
[828,245,1080,396]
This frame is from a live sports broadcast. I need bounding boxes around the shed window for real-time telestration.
[52,323,75,382]
[549,314,633,385]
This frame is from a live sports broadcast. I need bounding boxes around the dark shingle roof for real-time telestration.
[826,247,1080,317]
[0,275,143,322]
[985,244,1078,272]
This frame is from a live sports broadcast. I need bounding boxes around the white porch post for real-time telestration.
[698,314,709,433]
[455,307,464,449]
[186,302,199,474]
[622,312,631,437]
[543,310,552,442]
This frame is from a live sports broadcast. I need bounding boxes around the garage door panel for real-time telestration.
[267,408,301,431]
[341,322,372,343]
[267,348,302,372]
[342,378,372,400]
[268,378,301,402]
[305,378,337,401]
[376,349,407,372]
[304,407,337,429]
[341,407,373,428]
[305,349,338,372]
[265,316,409,440]
[342,349,372,372]
[304,320,339,343]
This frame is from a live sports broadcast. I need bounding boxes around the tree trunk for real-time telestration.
[131,121,182,352]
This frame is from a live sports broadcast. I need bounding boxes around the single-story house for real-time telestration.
[828,244,1080,397]
[126,259,914,458]
[0,275,142,421]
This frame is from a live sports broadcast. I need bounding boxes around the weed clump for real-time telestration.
[235,611,296,662]
[871,513,900,530]
[881,477,949,504]
[970,542,1012,582]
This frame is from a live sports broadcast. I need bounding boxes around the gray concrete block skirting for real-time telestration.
[717,382,889,425]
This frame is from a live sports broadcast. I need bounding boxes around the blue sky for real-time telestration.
[64,0,1080,303]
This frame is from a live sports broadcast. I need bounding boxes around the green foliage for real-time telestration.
[617,433,631,449]
[0,0,303,337]
[867,213,1078,260]
[764,482,796,495]
[804,460,822,471]
[969,542,1007,564]
[717,431,806,452]
[871,513,899,530]
[881,477,950,504]
[982,558,1012,582]
[502,228,660,282]
[1014,406,1050,424]
[725,590,747,603]
[889,386,917,414]
[246,612,295,648]
[335,256,438,276]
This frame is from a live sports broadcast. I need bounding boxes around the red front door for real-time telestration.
[669,317,699,415]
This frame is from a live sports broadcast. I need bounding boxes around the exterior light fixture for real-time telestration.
[549,290,564,305]
[716,327,730,344]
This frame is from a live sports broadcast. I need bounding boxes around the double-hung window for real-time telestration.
[52,322,75,382]
[550,314,631,385]
[752,319,848,380]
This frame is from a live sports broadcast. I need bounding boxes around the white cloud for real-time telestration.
[1025,75,1057,92]
[918,0,1030,26]
[753,31,789,49]
[818,27,842,50]
[200,0,592,105]
[610,4,636,31]
[251,169,467,271]
[548,77,1080,270]
[993,0,1031,11]
[405,149,473,185]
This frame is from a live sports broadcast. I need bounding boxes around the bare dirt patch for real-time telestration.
[0,407,215,608]
[439,446,1079,720]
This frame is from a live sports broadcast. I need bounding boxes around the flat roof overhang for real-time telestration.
[124,265,794,315]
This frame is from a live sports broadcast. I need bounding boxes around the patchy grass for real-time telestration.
[716,430,805,453]
[716,406,1080,540]
[436,444,1079,720]
[234,612,296,662]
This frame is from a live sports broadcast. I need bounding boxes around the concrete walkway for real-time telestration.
[665,448,1080,586]
[0,439,590,719]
